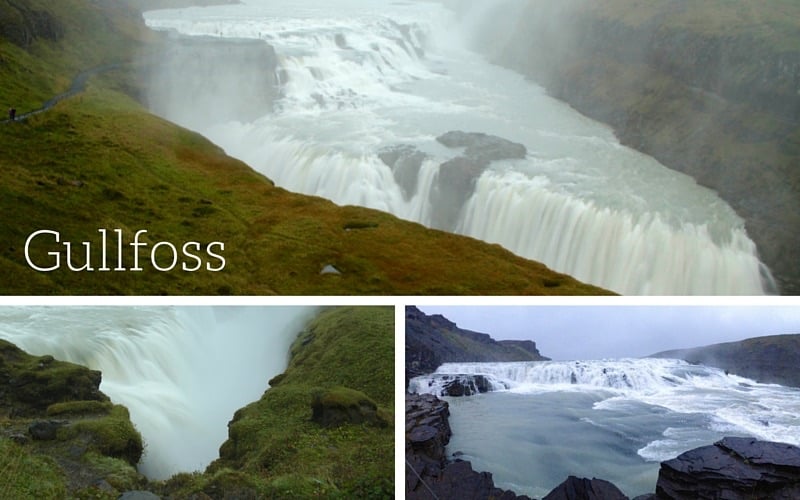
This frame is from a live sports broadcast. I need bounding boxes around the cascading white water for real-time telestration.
[409,358,800,450]
[144,0,772,295]
[0,306,318,479]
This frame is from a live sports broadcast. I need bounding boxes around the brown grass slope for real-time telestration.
[0,0,609,295]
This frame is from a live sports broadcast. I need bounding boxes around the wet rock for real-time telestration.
[544,476,628,500]
[425,374,494,397]
[436,131,527,163]
[656,437,800,499]
[431,131,526,230]
[28,419,67,441]
[406,393,529,499]
[378,144,428,199]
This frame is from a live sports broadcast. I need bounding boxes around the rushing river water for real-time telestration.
[409,358,800,497]
[143,0,772,295]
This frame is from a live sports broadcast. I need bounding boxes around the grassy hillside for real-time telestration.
[0,0,608,295]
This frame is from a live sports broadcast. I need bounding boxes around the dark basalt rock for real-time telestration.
[436,131,527,163]
[544,476,628,500]
[412,374,499,397]
[378,144,428,199]
[28,419,67,441]
[441,374,492,397]
[406,393,530,500]
[430,131,527,230]
[406,306,548,387]
[656,437,800,499]
[0,340,145,495]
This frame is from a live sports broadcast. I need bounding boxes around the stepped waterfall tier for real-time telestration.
[409,358,800,497]
[144,0,773,295]
[0,306,317,479]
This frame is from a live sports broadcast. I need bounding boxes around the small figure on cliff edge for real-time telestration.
[8,107,16,121]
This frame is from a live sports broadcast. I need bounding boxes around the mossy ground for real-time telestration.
[0,339,145,499]
[0,0,610,295]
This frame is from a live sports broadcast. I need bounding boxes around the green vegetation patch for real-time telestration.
[0,437,68,499]
[47,400,115,417]
[0,339,107,414]
[63,405,143,466]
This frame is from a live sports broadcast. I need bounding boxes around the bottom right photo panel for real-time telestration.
[405,304,800,500]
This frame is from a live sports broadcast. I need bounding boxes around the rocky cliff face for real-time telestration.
[407,392,800,499]
[145,35,279,131]
[405,306,549,385]
[487,0,800,293]
[651,333,800,387]
[406,392,532,500]
[0,339,145,498]
[0,1,64,48]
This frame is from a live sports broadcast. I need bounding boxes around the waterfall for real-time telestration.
[144,0,772,295]
[0,306,318,479]
[409,358,800,447]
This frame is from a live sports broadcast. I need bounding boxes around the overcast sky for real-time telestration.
[415,305,800,360]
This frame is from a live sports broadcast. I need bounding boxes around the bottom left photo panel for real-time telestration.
[0,305,394,499]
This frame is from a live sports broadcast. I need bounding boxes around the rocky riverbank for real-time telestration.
[406,392,800,499]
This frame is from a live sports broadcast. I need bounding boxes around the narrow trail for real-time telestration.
[2,62,122,124]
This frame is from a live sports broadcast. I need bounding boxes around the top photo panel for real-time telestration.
[2,0,796,296]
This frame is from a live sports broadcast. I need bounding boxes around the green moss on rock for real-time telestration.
[47,400,114,417]
[311,386,388,428]
[0,339,144,497]
[64,404,143,466]
[0,339,108,416]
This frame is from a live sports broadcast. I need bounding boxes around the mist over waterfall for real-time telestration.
[144,0,772,295]
[0,306,318,479]
[410,358,800,497]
